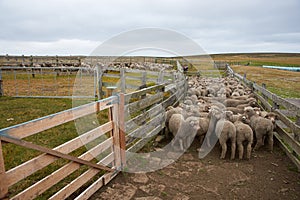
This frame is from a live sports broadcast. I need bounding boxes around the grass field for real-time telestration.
[0,97,111,198]
[210,53,300,67]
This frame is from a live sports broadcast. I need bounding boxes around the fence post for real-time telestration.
[261,83,268,101]
[111,96,121,172]
[118,93,126,167]
[142,71,147,86]
[120,68,126,93]
[97,65,103,99]
[0,69,3,96]
[0,141,8,199]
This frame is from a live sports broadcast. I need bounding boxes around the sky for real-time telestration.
[0,0,299,56]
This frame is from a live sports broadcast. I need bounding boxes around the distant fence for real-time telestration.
[227,65,300,171]
[0,66,179,98]
[0,71,187,199]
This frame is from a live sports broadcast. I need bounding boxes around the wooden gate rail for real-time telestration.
[0,96,125,199]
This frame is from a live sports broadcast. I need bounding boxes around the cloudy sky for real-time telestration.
[0,0,299,56]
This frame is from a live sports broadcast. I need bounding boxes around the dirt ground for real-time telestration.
[90,140,300,200]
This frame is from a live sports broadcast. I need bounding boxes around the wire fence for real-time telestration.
[0,67,96,98]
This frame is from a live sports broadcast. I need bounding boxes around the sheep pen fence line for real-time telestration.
[0,66,178,98]
[226,65,300,171]
[0,73,187,199]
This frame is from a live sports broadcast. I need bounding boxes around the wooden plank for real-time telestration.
[124,84,165,102]
[6,121,113,186]
[275,122,300,157]
[254,92,272,111]
[112,103,121,169]
[103,74,120,79]
[127,125,162,153]
[275,110,300,140]
[125,92,164,115]
[99,96,118,111]
[11,138,113,200]
[0,136,114,172]
[274,132,300,172]
[0,101,96,139]
[125,76,143,81]
[272,95,300,115]
[125,103,163,133]
[0,141,8,199]
[69,153,115,200]
[127,113,164,139]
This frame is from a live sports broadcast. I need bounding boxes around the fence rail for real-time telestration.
[0,70,187,199]
[227,65,300,171]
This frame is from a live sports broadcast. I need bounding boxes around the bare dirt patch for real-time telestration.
[90,140,300,200]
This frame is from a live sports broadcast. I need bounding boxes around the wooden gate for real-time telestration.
[0,95,126,199]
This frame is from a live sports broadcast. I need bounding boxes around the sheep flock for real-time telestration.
[164,76,278,160]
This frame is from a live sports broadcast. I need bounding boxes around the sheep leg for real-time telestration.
[254,134,263,151]
[268,132,274,152]
[237,142,244,160]
[231,141,236,160]
[220,142,227,159]
[246,142,252,159]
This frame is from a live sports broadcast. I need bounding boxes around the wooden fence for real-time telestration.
[97,67,176,99]
[0,72,187,199]
[227,65,300,171]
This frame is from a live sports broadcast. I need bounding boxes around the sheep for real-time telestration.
[225,110,240,123]
[168,114,200,151]
[265,112,278,129]
[215,117,237,159]
[164,106,183,138]
[234,115,254,159]
[244,107,274,151]
[195,117,210,148]
[236,99,258,109]
[224,97,256,107]
[226,107,245,114]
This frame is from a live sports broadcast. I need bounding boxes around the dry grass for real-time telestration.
[0,97,111,198]
[231,65,300,98]
[211,53,300,67]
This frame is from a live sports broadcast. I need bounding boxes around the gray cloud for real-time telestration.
[0,0,299,55]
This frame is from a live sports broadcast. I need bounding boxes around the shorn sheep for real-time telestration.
[234,115,254,159]
[244,107,274,151]
[168,114,200,151]
[215,117,237,159]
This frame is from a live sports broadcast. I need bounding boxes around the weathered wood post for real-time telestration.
[0,140,8,199]
[30,55,35,78]
[56,55,59,67]
[142,71,147,86]
[96,65,103,99]
[118,93,126,167]
[0,69,3,97]
[262,83,268,101]
[120,68,126,93]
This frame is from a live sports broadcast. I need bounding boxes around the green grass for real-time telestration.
[0,97,111,198]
